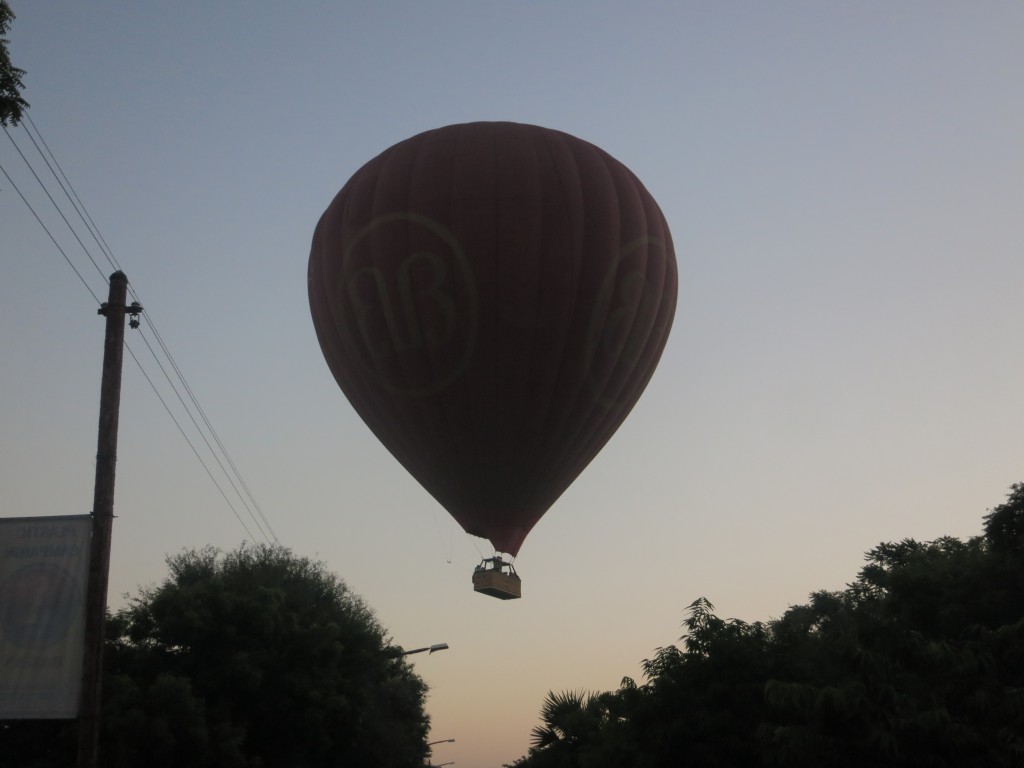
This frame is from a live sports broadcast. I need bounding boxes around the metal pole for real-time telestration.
[76,271,138,768]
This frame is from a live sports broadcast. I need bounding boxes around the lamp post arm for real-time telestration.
[399,642,449,656]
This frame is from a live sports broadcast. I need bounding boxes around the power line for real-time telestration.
[23,113,122,276]
[137,311,280,542]
[3,119,279,545]
[134,328,276,544]
[123,342,260,543]
[0,158,102,303]
[3,125,109,283]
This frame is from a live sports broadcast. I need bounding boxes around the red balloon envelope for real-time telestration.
[308,122,677,557]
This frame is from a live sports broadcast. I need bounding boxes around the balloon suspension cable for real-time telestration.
[493,550,516,565]
[430,505,456,565]
[491,548,516,565]
[467,533,486,560]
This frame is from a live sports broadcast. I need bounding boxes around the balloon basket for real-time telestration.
[472,557,521,600]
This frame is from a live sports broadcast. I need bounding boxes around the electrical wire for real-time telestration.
[134,328,276,544]
[0,158,102,303]
[137,314,279,542]
[25,114,122,273]
[28,119,285,542]
[3,126,108,283]
[3,119,279,545]
[123,343,259,543]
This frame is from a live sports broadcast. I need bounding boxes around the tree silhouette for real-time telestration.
[509,483,1024,768]
[0,0,28,126]
[0,544,431,768]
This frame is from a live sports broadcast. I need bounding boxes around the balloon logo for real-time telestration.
[309,121,677,568]
[335,212,478,396]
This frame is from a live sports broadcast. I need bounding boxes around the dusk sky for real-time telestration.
[3,3,1023,766]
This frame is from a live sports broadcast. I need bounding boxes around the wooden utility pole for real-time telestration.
[76,271,140,768]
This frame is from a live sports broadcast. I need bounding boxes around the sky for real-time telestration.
[2,2,1023,765]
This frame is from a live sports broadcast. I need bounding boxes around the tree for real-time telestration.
[762,510,1024,767]
[630,598,774,768]
[102,544,431,767]
[509,483,1024,768]
[983,481,1024,555]
[0,544,431,767]
[1,0,29,126]
[508,686,638,768]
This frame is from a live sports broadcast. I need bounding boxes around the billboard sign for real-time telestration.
[0,515,91,719]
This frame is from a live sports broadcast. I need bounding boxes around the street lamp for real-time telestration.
[402,642,449,656]
[428,763,454,768]
[428,738,455,746]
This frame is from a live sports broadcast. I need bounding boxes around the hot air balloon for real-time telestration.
[308,121,677,598]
